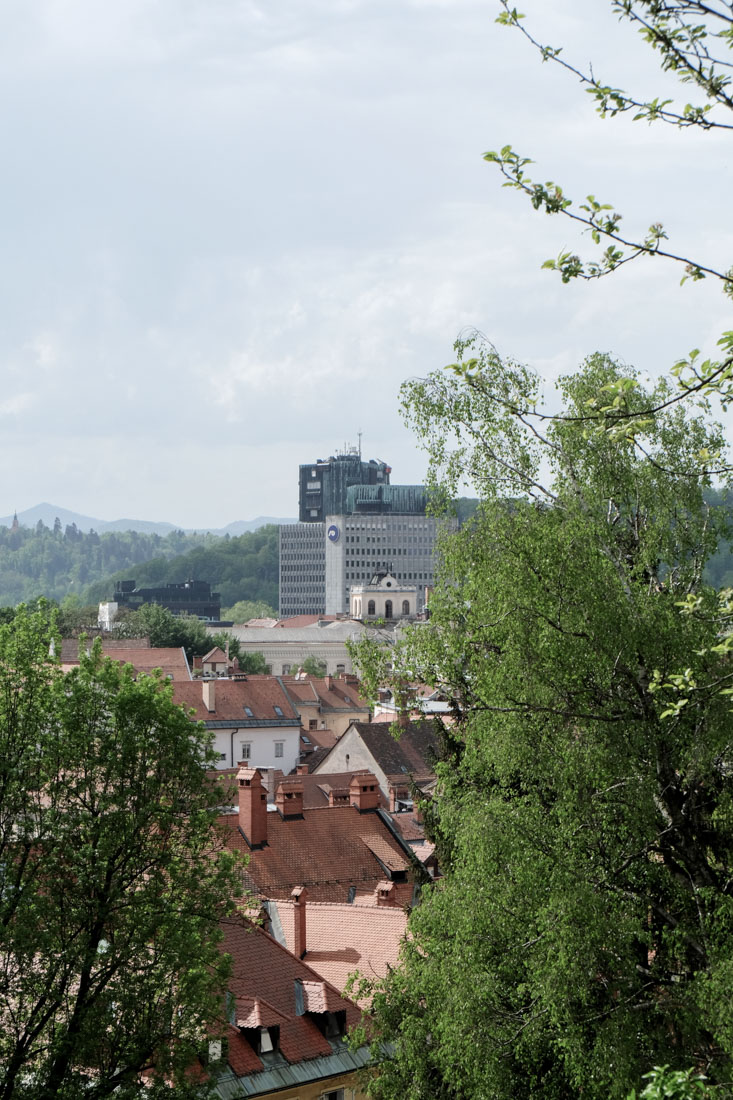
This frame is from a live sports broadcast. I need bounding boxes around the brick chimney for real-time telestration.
[296,763,309,775]
[389,783,408,813]
[202,679,216,713]
[291,885,308,958]
[376,881,396,907]
[238,766,268,848]
[276,778,304,819]
[349,771,380,813]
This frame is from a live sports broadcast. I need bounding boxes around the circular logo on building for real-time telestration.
[327,524,340,543]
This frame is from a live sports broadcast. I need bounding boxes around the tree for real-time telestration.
[355,350,733,1098]
[111,604,210,661]
[0,606,239,1098]
[486,1,733,421]
[351,11,733,1095]
[301,655,328,678]
[237,649,269,674]
[221,599,277,623]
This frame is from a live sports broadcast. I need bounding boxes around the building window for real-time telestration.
[274,741,284,758]
[367,600,376,616]
[282,664,291,675]
[402,600,410,615]
[240,742,251,760]
[309,719,318,730]
[385,600,393,619]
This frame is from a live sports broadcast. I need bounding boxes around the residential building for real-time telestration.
[312,720,441,808]
[59,639,192,681]
[222,767,420,906]
[171,678,301,771]
[280,674,370,739]
[212,915,370,1099]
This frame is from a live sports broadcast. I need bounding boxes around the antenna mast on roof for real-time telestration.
[358,430,362,459]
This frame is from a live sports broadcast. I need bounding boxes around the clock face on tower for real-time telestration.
[327,524,340,543]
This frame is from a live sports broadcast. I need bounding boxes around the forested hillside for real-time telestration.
[0,520,279,610]
[83,525,279,610]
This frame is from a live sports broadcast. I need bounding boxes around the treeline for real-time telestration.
[82,525,279,610]
[0,520,279,610]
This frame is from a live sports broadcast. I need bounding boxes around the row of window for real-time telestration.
[358,599,411,616]
[240,740,284,759]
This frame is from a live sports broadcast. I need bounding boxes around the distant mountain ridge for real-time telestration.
[0,504,295,537]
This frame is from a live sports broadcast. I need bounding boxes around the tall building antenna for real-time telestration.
[357,430,362,459]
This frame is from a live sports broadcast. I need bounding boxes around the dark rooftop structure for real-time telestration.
[299,448,391,522]
[113,578,221,621]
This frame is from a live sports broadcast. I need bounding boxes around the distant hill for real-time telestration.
[0,504,294,536]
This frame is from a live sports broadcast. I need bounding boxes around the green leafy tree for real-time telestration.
[301,655,328,678]
[222,599,277,623]
[111,604,210,661]
[0,606,239,1098]
[355,349,733,1099]
[237,649,269,674]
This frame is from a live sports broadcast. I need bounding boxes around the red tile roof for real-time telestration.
[290,771,388,810]
[219,916,362,1073]
[274,898,409,1002]
[281,676,368,713]
[172,678,299,723]
[274,615,342,628]
[222,802,417,904]
[61,644,190,680]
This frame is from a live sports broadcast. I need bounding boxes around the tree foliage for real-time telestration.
[301,655,328,677]
[355,5,733,1097]
[356,349,733,1098]
[110,603,211,661]
[0,607,239,1098]
[221,599,277,623]
[0,522,279,612]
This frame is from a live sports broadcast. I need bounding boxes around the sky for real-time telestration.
[1,0,731,528]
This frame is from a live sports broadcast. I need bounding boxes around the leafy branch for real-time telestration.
[497,1,733,127]
[483,145,733,297]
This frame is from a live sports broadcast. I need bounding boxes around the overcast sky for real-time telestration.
[1,0,730,528]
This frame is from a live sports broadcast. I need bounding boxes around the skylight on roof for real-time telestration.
[273,705,284,716]
[244,706,253,717]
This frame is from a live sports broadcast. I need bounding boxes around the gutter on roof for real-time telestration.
[213,1044,372,1097]
[202,719,301,729]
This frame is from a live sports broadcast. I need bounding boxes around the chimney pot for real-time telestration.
[349,771,380,812]
[276,779,304,818]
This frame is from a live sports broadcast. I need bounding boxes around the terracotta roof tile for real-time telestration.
[61,645,190,680]
[274,615,342,628]
[172,678,299,723]
[222,802,417,903]
[219,917,361,1069]
[274,899,409,1003]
